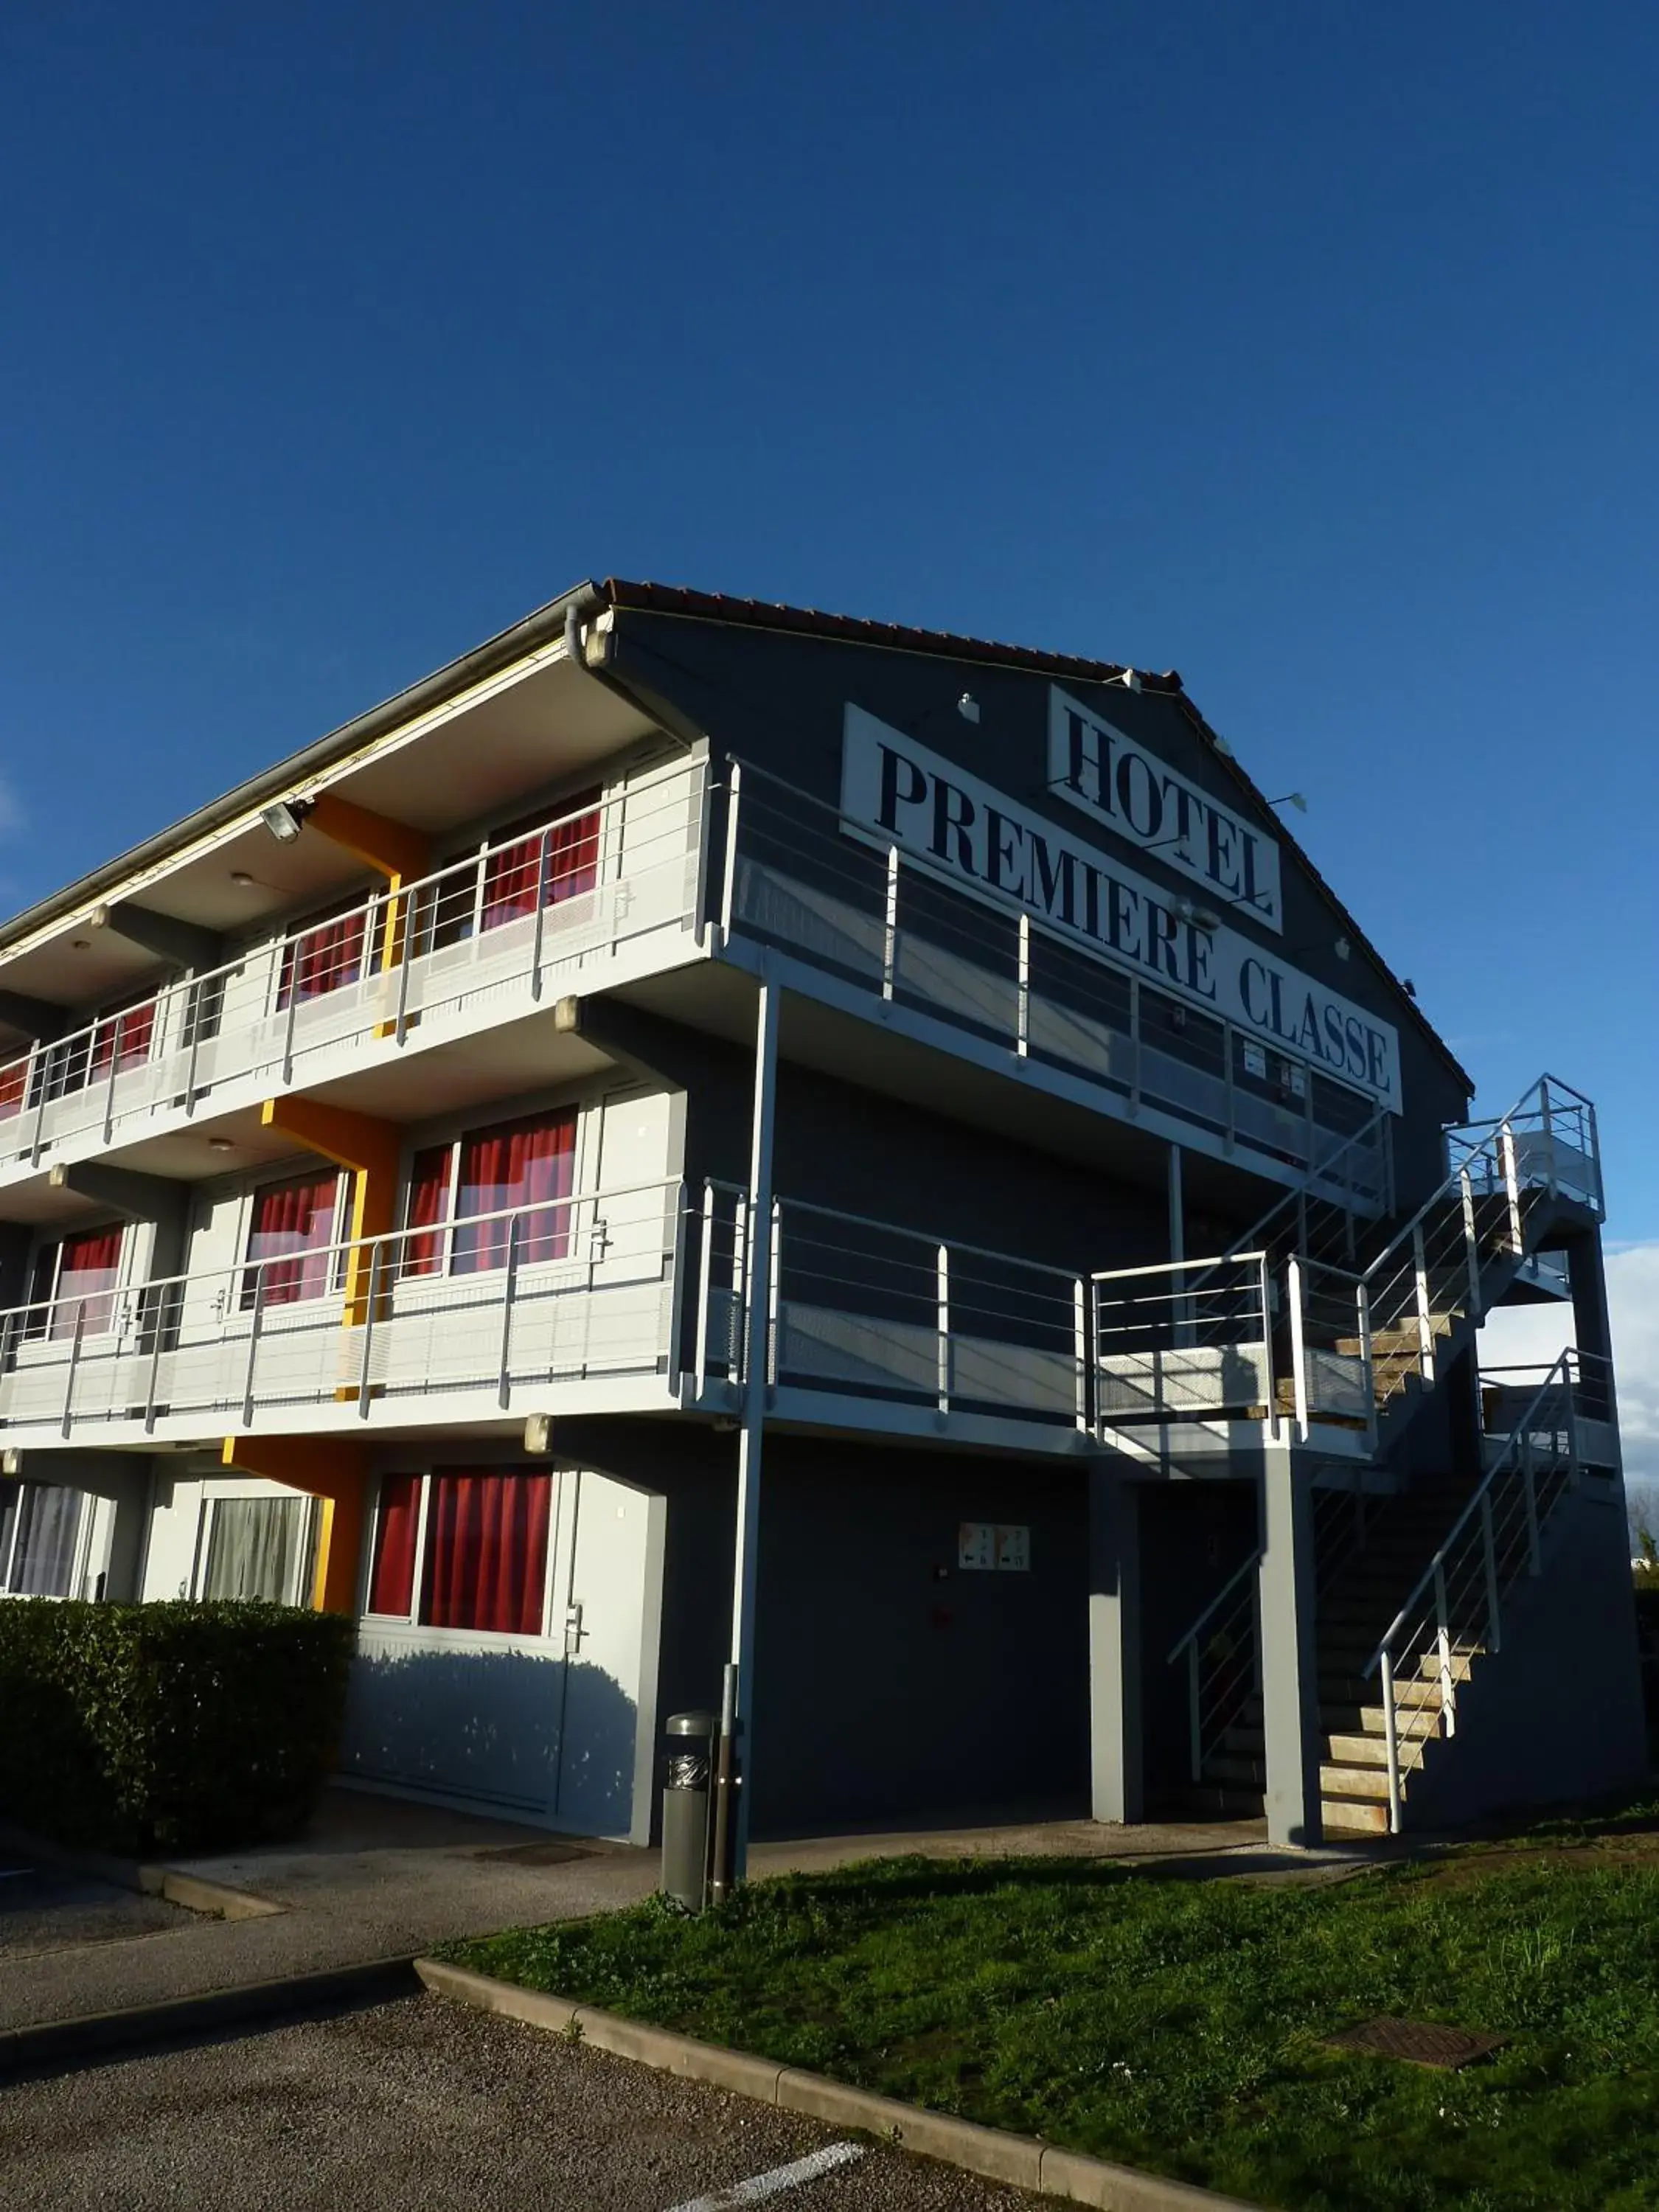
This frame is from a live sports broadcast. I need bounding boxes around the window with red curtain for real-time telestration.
[240,1172,340,1309]
[420,1469,552,1635]
[0,1051,27,1122]
[451,1110,575,1273]
[43,1227,125,1342]
[88,996,159,1082]
[479,790,601,934]
[401,1146,453,1278]
[276,909,369,1010]
[366,1473,422,1616]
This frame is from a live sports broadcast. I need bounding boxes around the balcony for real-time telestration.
[717,762,1395,1211]
[0,759,709,1183]
[0,1180,687,1444]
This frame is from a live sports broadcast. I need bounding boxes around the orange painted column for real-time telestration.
[305,790,431,1021]
[260,1097,400,1328]
[220,1436,367,1615]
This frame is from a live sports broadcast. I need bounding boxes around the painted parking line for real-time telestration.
[664,2141,866,2211]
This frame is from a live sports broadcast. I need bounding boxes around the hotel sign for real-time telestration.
[1046,686,1284,932]
[841,706,1401,1110]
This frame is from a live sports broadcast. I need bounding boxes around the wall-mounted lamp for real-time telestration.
[1113,668,1143,693]
[208,1136,235,1154]
[260,799,312,845]
[1334,936,1352,963]
[956,692,980,724]
[1267,791,1309,814]
[1173,897,1221,933]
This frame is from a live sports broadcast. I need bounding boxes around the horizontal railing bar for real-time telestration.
[1167,1547,1261,1665]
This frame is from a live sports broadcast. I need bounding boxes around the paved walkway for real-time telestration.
[0,1789,1368,2037]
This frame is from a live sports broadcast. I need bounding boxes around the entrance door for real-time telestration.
[550,1468,660,1840]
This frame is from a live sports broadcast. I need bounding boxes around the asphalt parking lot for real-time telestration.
[0,1994,1048,2212]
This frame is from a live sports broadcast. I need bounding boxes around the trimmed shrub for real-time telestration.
[0,1599,355,1856]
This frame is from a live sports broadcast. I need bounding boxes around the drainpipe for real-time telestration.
[563,595,699,754]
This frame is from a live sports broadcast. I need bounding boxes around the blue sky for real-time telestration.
[1,3,1655,1253]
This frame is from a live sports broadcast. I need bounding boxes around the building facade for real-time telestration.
[0,581,1643,1850]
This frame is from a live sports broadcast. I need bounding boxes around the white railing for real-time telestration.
[0,1179,685,1438]
[693,1180,1090,1429]
[0,760,708,1172]
[1365,1348,1601,1833]
[720,760,1391,1204]
[1092,1253,1273,1425]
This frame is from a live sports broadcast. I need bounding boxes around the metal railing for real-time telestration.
[1092,1253,1273,1424]
[0,1178,686,1438]
[1365,1348,1597,1832]
[0,759,708,1172]
[694,1180,1091,1429]
[720,759,1391,1202]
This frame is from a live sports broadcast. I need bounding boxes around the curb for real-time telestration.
[0,1821,285,1924]
[0,1957,420,2081]
[415,1958,1262,2211]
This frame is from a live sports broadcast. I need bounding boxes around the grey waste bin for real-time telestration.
[661,1710,718,1911]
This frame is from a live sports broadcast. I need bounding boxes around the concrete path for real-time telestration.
[0,1788,1364,2038]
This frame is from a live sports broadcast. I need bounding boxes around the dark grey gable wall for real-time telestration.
[605,611,1472,1208]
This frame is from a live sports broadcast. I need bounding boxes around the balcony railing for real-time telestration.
[692,1182,1091,1430]
[0,1180,685,1439]
[720,760,1392,1208]
[0,759,708,1172]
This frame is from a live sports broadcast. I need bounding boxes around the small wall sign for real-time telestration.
[959,1522,1031,1571]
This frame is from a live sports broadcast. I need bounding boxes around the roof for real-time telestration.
[602,580,1473,1096]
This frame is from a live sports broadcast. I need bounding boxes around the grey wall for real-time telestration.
[1405,1483,1647,1829]
[1136,1479,1261,1806]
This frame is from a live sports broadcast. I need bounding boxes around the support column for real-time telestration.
[260,1097,400,1328]
[1258,1445,1323,1846]
[305,791,431,1017]
[1565,1224,1618,1425]
[1167,1144,1184,1266]
[1088,1468,1143,1823]
[220,1436,367,1615]
[728,977,780,1883]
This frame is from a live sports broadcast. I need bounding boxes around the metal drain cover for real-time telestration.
[1325,2017,1506,2070]
[472,1841,592,1867]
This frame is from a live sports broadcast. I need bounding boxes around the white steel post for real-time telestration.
[693,1180,716,1398]
[1380,1649,1403,1834]
[882,846,900,1001]
[241,1269,267,1429]
[1357,1279,1378,1453]
[728,978,780,1886]
[529,827,551,1001]
[60,1302,87,1441]
[1412,1223,1435,1386]
[1016,912,1030,1057]
[719,762,742,950]
[1287,1257,1309,1439]
[1499,1121,1523,1253]
[358,1239,383,1419]
[1073,1278,1088,1433]
[495,1214,521,1410]
[1460,1168,1483,1321]
[1435,1560,1455,1736]
[936,1245,950,1415]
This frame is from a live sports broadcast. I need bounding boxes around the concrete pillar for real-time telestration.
[1088,1468,1143,1823]
[1258,1446,1323,1846]
[1566,1225,1617,1423]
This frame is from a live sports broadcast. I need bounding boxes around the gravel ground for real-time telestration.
[0,1994,1048,2211]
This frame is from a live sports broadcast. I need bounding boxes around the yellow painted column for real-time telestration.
[220,1436,367,1615]
[260,1097,400,1329]
[304,790,431,1018]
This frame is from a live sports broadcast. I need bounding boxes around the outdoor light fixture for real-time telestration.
[229,869,257,887]
[1174,897,1221,933]
[260,800,310,845]
[1268,791,1309,814]
[208,1137,234,1153]
[956,692,980,723]
[1334,936,1352,962]
[1113,668,1143,693]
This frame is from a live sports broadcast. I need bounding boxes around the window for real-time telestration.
[276,908,369,1009]
[88,997,158,1080]
[366,1473,422,1615]
[200,1496,319,1605]
[429,792,601,950]
[0,1051,25,1121]
[399,1108,576,1279]
[1,1483,87,1596]
[29,1226,125,1341]
[420,1469,552,1635]
[240,1172,341,1309]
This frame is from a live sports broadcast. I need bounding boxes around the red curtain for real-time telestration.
[241,1172,339,1308]
[452,1110,575,1273]
[48,1226,124,1341]
[479,792,600,933]
[401,1147,453,1278]
[0,1051,26,1122]
[421,1470,552,1635]
[89,997,159,1080]
[366,1473,422,1615]
[277,911,369,1009]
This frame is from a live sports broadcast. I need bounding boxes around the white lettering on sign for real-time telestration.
[959,1522,1031,1572]
[841,706,1402,1110]
[1046,686,1284,931]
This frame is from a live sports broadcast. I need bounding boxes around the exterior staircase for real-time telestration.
[1160,1074,1615,1835]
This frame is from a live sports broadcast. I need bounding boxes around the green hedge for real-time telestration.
[0,1600,355,1856]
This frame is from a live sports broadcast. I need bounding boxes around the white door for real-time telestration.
[550,1468,660,1841]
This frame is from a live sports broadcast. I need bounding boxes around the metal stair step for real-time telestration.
[1324,1731,1430,1769]
[1320,1762,1394,1800]
[1321,1796,1392,1834]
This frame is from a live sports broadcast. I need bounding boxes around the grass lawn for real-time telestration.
[442,1813,1659,2212]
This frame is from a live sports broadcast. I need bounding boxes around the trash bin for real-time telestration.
[661,1710,718,1911]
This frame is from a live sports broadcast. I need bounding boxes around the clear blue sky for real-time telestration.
[3,3,1656,1230]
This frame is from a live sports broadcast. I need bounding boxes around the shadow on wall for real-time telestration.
[338,1646,639,1837]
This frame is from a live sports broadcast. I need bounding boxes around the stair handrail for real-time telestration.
[1219,1099,1397,1266]
[1363,1348,1580,1831]
[1167,1548,1261,1666]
